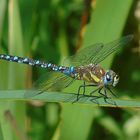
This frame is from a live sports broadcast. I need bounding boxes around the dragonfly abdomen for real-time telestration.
[0,54,59,70]
[0,54,77,78]
[0,54,49,67]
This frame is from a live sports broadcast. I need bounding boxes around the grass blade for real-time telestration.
[0,90,139,108]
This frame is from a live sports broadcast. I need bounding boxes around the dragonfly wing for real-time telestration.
[92,35,133,64]
[64,35,133,66]
[25,71,74,98]
[63,43,103,66]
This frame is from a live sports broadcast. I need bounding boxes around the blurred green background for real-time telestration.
[0,0,140,140]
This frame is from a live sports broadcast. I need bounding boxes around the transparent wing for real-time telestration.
[25,71,74,98]
[64,35,133,66]
[63,43,103,66]
[93,35,133,64]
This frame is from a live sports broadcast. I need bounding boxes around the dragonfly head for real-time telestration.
[103,70,119,87]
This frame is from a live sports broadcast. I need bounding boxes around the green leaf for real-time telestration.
[0,90,139,108]
[0,125,4,140]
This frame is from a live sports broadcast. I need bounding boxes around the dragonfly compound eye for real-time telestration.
[104,70,116,86]
[106,74,112,82]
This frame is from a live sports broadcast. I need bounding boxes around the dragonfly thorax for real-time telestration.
[75,64,106,84]
[103,70,119,87]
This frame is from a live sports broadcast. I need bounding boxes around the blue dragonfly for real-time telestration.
[0,35,133,103]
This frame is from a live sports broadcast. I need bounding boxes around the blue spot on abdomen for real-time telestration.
[70,66,75,73]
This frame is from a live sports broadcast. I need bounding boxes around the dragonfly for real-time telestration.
[0,35,133,104]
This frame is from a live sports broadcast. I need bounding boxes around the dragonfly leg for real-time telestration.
[89,87,108,99]
[90,95,103,105]
[72,82,97,103]
[89,87,107,105]
[103,88,117,106]
[76,81,86,101]
[106,87,118,98]
[97,88,111,103]
[72,81,86,103]
[97,88,108,98]
[90,87,102,96]
[103,88,110,102]
[77,83,98,100]
[89,87,102,105]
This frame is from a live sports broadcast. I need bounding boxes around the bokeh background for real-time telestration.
[0,0,140,140]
